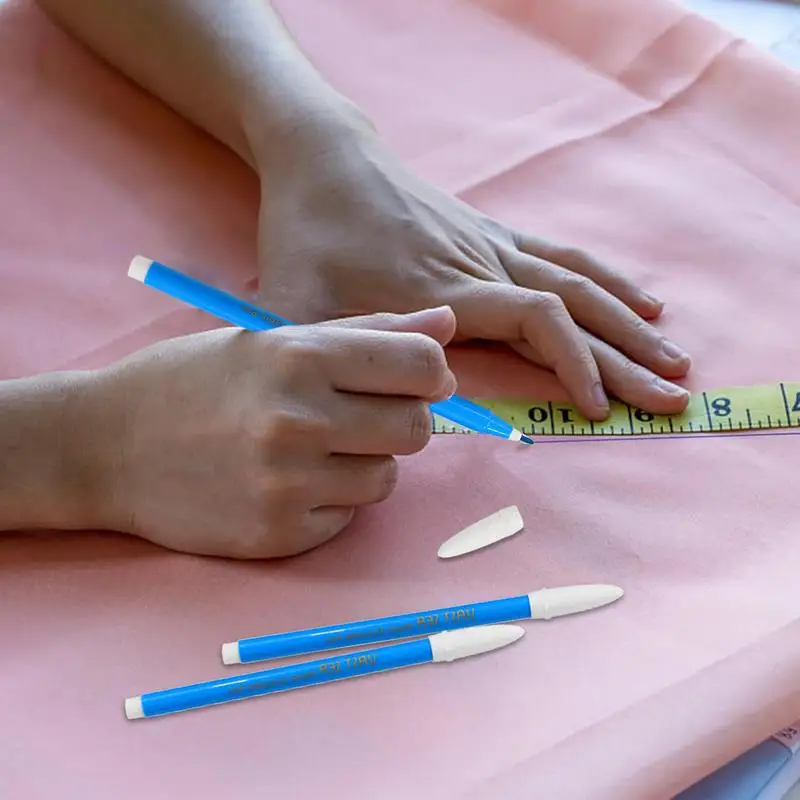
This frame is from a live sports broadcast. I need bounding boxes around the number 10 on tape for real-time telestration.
[432,381,800,437]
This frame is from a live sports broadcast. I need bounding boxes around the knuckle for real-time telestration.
[372,457,399,501]
[258,409,330,452]
[558,246,592,267]
[621,316,656,350]
[533,290,568,316]
[560,272,594,295]
[617,356,646,381]
[636,317,658,340]
[270,333,318,384]
[551,346,595,377]
[413,335,448,381]
[405,402,433,452]
[260,470,312,510]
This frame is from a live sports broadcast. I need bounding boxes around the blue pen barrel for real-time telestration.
[145,260,290,331]
[429,396,512,437]
[141,639,434,717]
[237,595,531,663]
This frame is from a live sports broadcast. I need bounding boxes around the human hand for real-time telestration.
[256,127,691,421]
[91,307,456,558]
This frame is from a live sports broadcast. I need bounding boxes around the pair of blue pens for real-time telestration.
[124,584,622,719]
[127,256,532,444]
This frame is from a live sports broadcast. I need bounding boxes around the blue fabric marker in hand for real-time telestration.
[221,584,623,665]
[128,256,533,444]
[125,625,524,719]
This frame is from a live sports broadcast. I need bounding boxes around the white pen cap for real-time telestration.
[437,506,524,559]
[124,696,144,720]
[221,642,241,665]
[128,255,153,282]
[528,584,624,620]
[429,625,524,662]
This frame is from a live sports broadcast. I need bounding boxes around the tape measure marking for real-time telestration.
[432,381,800,437]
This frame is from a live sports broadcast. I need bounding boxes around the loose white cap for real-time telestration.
[221,641,241,665]
[437,506,524,559]
[128,255,153,283]
[528,584,624,620]
[429,624,524,662]
[124,695,144,720]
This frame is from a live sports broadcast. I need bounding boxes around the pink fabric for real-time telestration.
[2,0,800,796]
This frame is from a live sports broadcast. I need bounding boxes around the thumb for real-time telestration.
[319,306,457,347]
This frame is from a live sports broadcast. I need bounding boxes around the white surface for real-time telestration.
[124,696,144,720]
[221,641,241,665]
[784,781,800,800]
[428,625,524,662]
[127,255,152,282]
[436,505,524,559]
[528,584,624,620]
[682,0,800,67]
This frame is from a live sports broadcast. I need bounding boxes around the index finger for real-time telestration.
[312,328,456,399]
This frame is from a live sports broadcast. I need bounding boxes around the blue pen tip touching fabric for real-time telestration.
[520,435,534,445]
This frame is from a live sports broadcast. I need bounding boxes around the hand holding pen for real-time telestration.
[128,258,532,444]
[92,298,469,558]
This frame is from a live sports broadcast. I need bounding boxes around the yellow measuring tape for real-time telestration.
[432,381,800,437]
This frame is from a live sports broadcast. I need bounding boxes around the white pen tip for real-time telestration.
[528,584,624,620]
[430,624,525,662]
[128,255,153,283]
[124,695,144,720]
[221,642,241,665]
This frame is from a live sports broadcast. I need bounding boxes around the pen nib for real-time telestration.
[520,434,534,445]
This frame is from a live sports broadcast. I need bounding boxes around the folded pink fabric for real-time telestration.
[2,0,800,797]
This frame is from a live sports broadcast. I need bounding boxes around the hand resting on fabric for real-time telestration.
[256,125,692,420]
[36,0,692,422]
[0,309,456,557]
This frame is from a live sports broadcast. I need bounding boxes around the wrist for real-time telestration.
[0,370,118,532]
[242,76,377,179]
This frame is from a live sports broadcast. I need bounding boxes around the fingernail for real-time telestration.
[592,382,609,410]
[412,305,452,319]
[643,292,663,307]
[654,376,689,397]
[661,339,689,361]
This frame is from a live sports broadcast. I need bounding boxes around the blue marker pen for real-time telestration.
[221,584,623,665]
[128,256,532,445]
[125,625,524,719]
